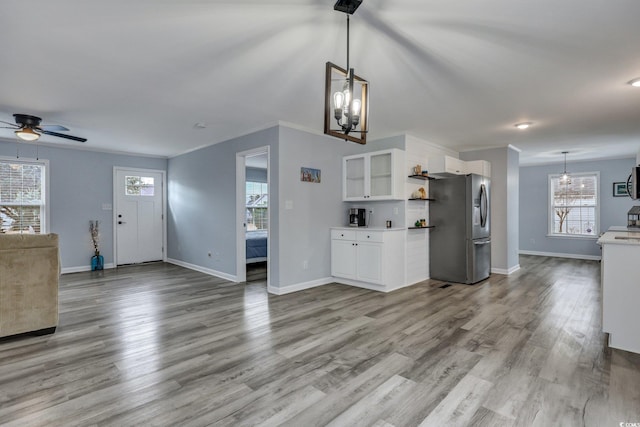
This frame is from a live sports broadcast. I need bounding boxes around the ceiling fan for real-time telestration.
[0,114,87,143]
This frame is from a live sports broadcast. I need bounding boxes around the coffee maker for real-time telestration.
[349,208,366,227]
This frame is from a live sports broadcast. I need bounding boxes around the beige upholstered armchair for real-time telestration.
[0,233,60,338]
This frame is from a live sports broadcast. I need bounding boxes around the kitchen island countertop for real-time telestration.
[597,229,640,245]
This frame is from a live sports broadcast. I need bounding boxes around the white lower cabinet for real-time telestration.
[330,238,357,279]
[331,228,405,291]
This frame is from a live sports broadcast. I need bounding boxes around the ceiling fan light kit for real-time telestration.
[324,0,369,145]
[514,122,532,130]
[15,127,40,141]
[628,78,640,87]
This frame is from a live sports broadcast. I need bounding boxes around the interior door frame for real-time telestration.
[113,166,167,266]
[235,146,270,287]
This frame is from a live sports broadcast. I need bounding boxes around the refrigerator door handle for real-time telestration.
[474,239,491,245]
[480,183,488,227]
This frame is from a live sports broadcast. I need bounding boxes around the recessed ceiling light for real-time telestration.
[514,122,532,130]
[628,78,640,87]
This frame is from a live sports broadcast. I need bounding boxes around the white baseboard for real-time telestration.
[491,264,520,275]
[166,258,237,282]
[331,277,417,293]
[61,263,115,274]
[519,250,601,261]
[268,277,333,295]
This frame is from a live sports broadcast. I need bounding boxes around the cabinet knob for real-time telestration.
[341,234,344,237]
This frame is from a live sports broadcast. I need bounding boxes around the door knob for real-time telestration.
[118,221,126,225]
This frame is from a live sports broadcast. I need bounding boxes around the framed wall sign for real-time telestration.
[301,167,321,183]
[613,181,631,197]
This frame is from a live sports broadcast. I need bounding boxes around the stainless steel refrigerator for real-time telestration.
[429,174,491,284]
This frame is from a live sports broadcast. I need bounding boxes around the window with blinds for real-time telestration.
[0,158,47,234]
[549,172,599,237]
[246,181,268,230]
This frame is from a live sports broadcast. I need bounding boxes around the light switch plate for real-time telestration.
[285,200,293,210]
[102,203,113,211]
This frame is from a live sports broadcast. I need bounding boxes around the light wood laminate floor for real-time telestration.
[1,256,639,426]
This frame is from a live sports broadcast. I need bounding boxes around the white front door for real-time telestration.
[115,169,164,265]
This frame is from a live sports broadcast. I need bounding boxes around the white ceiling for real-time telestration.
[1,0,639,165]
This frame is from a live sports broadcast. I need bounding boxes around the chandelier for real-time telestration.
[324,0,369,145]
[561,151,571,184]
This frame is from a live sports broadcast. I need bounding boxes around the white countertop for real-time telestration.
[597,230,640,245]
[332,226,405,232]
[608,225,640,232]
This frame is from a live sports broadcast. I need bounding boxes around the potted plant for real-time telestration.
[90,220,104,271]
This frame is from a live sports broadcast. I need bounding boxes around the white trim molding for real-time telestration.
[166,258,237,282]
[268,277,334,295]
[491,264,521,275]
[519,250,601,261]
[61,263,116,274]
[267,277,335,295]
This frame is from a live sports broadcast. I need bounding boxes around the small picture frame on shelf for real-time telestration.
[613,181,630,197]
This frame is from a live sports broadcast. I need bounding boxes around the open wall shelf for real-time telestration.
[407,226,435,229]
[408,175,435,180]
[408,198,435,201]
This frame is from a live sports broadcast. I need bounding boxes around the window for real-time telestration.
[246,181,268,230]
[549,172,599,237]
[0,158,48,234]
[125,175,155,196]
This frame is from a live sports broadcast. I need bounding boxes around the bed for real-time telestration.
[246,230,267,263]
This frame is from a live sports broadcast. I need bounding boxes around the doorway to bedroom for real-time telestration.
[236,147,269,286]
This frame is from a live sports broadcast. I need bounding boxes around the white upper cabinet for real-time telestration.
[465,160,492,177]
[429,155,491,177]
[428,155,466,176]
[343,149,404,201]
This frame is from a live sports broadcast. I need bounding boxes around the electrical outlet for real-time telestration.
[393,207,399,215]
[303,260,308,269]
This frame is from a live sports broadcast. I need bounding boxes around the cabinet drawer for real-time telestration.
[331,229,357,240]
[357,231,384,243]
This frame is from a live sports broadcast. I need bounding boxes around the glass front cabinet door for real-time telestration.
[342,149,404,201]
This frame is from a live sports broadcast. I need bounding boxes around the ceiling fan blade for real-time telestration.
[40,124,70,131]
[0,120,19,128]
[40,129,87,143]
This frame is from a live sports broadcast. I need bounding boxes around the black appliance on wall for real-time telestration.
[349,208,366,227]
[627,166,640,199]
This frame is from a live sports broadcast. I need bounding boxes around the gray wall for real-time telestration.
[461,146,520,273]
[0,141,167,269]
[167,126,279,282]
[167,124,370,292]
[519,157,637,258]
[275,126,367,290]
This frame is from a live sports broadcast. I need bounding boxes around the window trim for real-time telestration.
[0,156,50,234]
[548,171,600,238]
